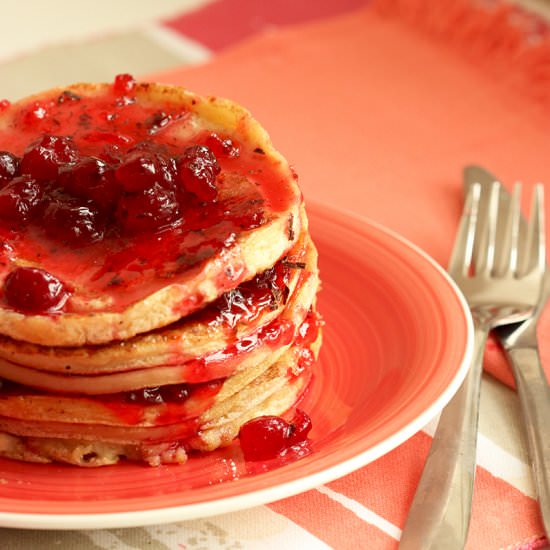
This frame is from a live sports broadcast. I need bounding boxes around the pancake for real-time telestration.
[0,329,320,466]
[0,228,315,374]
[0,81,303,346]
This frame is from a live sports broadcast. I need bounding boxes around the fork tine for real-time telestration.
[448,182,481,275]
[482,181,501,274]
[498,183,522,276]
[523,184,546,276]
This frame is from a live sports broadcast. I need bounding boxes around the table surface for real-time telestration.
[0,1,548,549]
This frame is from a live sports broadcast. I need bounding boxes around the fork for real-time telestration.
[399,181,546,549]
[465,165,550,538]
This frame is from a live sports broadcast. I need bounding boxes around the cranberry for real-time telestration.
[116,184,180,235]
[126,387,164,405]
[3,267,69,314]
[0,175,43,224]
[239,416,290,461]
[160,384,190,402]
[61,157,119,212]
[43,197,105,245]
[0,152,20,184]
[287,409,312,445]
[126,384,190,405]
[211,265,287,327]
[239,408,313,461]
[0,99,10,112]
[20,135,80,181]
[178,145,220,202]
[206,133,240,158]
[113,73,136,95]
[99,144,122,165]
[115,150,175,192]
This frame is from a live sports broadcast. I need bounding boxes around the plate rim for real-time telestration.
[0,200,474,530]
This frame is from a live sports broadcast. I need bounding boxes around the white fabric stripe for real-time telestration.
[477,433,536,498]
[143,23,212,63]
[422,415,536,498]
[316,485,402,541]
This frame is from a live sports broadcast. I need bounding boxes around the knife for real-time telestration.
[464,165,550,539]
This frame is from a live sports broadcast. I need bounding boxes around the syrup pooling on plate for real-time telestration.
[0,77,298,315]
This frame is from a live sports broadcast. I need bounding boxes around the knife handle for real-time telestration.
[506,346,550,538]
[399,323,487,550]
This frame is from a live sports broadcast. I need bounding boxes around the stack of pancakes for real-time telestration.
[0,82,321,466]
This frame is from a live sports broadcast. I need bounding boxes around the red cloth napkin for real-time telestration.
[150,0,550,547]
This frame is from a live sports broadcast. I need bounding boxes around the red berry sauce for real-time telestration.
[178,145,220,201]
[20,135,79,181]
[205,133,240,158]
[293,309,324,371]
[0,175,44,224]
[113,73,136,96]
[0,152,19,183]
[3,267,69,314]
[0,76,299,315]
[239,409,312,461]
[192,260,291,329]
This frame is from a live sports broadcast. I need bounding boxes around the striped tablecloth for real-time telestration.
[1,0,549,548]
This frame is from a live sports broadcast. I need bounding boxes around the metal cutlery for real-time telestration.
[399,179,546,549]
[465,165,550,539]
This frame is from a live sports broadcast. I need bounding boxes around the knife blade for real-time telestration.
[464,165,550,539]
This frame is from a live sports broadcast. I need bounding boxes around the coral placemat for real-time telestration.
[149,0,550,548]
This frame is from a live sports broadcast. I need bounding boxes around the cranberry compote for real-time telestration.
[113,73,136,96]
[44,197,106,245]
[178,145,220,201]
[116,184,180,235]
[61,157,119,212]
[239,416,289,461]
[205,133,240,158]
[20,135,79,181]
[0,152,19,183]
[3,267,69,314]
[115,150,175,192]
[0,175,43,223]
[203,263,289,328]
[0,77,291,314]
[287,409,312,445]
[125,384,190,405]
[239,409,312,461]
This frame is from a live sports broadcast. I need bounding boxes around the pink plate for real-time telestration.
[0,202,473,529]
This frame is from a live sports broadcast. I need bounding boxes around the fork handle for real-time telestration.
[399,323,487,550]
[505,346,550,538]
